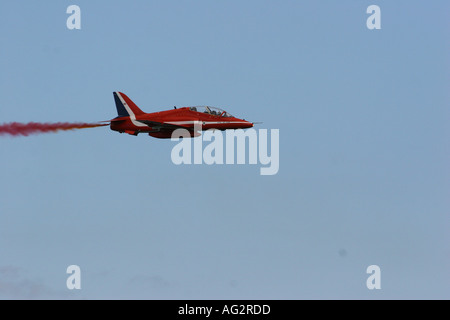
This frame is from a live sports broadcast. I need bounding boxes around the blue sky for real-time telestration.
[0,1,448,299]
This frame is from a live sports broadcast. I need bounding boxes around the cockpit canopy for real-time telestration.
[189,106,233,117]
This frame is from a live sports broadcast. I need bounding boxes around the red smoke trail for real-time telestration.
[0,122,109,137]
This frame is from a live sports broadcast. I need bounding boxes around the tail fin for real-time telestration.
[113,92,145,117]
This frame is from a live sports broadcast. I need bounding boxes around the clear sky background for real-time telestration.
[0,1,448,299]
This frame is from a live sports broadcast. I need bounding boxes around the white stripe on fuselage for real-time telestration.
[116,93,148,127]
[167,121,249,126]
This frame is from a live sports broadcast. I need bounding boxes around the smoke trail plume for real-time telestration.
[0,122,108,137]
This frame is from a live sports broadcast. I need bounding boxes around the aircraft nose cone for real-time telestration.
[238,119,254,129]
[244,120,253,128]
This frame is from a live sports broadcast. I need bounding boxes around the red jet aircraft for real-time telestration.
[109,92,254,138]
